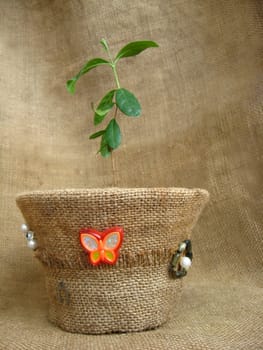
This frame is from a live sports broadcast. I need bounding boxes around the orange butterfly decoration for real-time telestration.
[79,226,124,266]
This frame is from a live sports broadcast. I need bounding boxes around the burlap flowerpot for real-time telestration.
[16,187,209,334]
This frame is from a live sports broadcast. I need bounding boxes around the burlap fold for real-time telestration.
[16,187,209,334]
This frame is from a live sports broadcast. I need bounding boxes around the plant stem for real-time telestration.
[104,41,121,89]
[110,104,118,186]
[103,39,119,185]
[112,64,121,89]
[110,149,117,187]
[113,104,118,119]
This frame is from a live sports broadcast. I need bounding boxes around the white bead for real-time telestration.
[27,239,38,250]
[180,256,192,271]
[21,223,29,233]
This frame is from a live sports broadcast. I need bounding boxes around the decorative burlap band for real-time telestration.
[34,247,176,270]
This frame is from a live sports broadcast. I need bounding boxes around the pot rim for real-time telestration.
[16,187,209,200]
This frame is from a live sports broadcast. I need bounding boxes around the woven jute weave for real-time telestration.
[16,188,209,334]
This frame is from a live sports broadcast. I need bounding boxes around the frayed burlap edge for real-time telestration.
[35,246,176,269]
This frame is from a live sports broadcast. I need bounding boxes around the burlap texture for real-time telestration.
[0,0,262,349]
[16,188,208,333]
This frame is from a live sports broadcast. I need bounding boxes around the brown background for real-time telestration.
[0,1,262,349]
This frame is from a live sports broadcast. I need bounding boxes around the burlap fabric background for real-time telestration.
[0,0,262,349]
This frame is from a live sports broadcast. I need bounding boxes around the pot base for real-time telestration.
[45,264,183,334]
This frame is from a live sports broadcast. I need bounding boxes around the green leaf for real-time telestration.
[105,119,121,149]
[94,113,106,125]
[95,90,115,116]
[93,90,116,125]
[66,58,110,94]
[89,130,105,139]
[98,134,111,158]
[100,145,111,158]
[100,38,109,52]
[66,78,78,94]
[114,41,159,62]
[116,88,141,117]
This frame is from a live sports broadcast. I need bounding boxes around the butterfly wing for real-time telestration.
[89,250,101,265]
[80,232,101,265]
[103,250,117,264]
[103,231,122,250]
[80,233,99,252]
[102,229,123,264]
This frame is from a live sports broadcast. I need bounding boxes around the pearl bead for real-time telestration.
[180,256,192,271]
[27,239,38,250]
[26,231,34,240]
[21,223,29,233]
